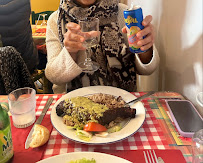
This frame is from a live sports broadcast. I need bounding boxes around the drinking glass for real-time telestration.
[8,87,36,128]
[78,18,100,73]
[192,129,203,163]
[40,13,47,27]
[196,92,203,107]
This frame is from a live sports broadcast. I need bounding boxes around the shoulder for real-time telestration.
[117,3,127,28]
[46,11,59,41]
[47,10,58,25]
[118,3,128,11]
[117,3,128,21]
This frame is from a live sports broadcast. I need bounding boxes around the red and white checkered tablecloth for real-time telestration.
[35,93,170,159]
[35,95,62,116]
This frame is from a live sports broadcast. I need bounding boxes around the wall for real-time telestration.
[128,0,203,115]
[127,0,161,92]
[30,0,60,12]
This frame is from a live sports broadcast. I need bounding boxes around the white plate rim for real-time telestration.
[37,152,132,163]
[51,86,146,145]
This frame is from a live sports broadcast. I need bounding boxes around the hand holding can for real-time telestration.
[124,5,146,53]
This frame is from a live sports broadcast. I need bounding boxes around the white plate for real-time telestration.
[51,86,146,145]
[37,152,132,163]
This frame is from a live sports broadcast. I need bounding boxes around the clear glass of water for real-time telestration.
[196,92,203,107]
[78,17,100,73]
[192,129,203,163]
[8,87,36,128]
[40,13,47,27]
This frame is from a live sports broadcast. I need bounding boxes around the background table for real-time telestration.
[32,25,46,39]
[0,92,193,162]
[31,25,46,52]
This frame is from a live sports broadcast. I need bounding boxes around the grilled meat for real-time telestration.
[56,96,136,127]
[98,107,135,125]
[56,101,66,116]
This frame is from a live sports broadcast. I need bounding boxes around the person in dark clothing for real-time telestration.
[0,35,35,95]
[0,0,38,73]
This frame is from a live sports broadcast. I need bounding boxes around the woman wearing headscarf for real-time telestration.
[45,0,159,93]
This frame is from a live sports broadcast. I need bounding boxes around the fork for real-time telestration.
[143,150,159,163]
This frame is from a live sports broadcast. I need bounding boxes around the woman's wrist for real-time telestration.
[137,46,153,64]
[69,51,78,62]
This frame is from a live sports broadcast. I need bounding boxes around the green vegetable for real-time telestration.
[107,119,130,133]
[107,125,121,133]
[63,97,109,128]
[76,130,92,142]
[68,158,96,163]
[67,126,74,129]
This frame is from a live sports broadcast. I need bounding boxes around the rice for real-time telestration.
[87,93,126,109]
[61,93,127,129]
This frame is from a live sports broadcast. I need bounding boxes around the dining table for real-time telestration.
[31,25,47,54]
[32,25,46,40]
[0,91,194,163]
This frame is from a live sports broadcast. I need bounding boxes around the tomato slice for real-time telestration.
[83,122,107,132]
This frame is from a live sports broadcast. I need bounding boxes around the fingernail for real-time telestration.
[137,33,142,39]
[137,41,142,46]
[80,38,84,42]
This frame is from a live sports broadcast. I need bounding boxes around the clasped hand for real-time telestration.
[63,15,154,54]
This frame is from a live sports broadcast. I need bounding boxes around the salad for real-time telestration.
[68,158,96,163]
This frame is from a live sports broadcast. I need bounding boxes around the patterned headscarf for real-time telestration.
[57,0,137,92]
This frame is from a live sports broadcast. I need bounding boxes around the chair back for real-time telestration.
[31,11,54,25]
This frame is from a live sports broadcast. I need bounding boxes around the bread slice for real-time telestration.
[29,124,50,148]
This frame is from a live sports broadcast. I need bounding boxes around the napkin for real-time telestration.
[10,115,53,163]
[94,149,186,163]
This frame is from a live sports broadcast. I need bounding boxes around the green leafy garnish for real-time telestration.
[76,130,92,142]
[68,158,96,163]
